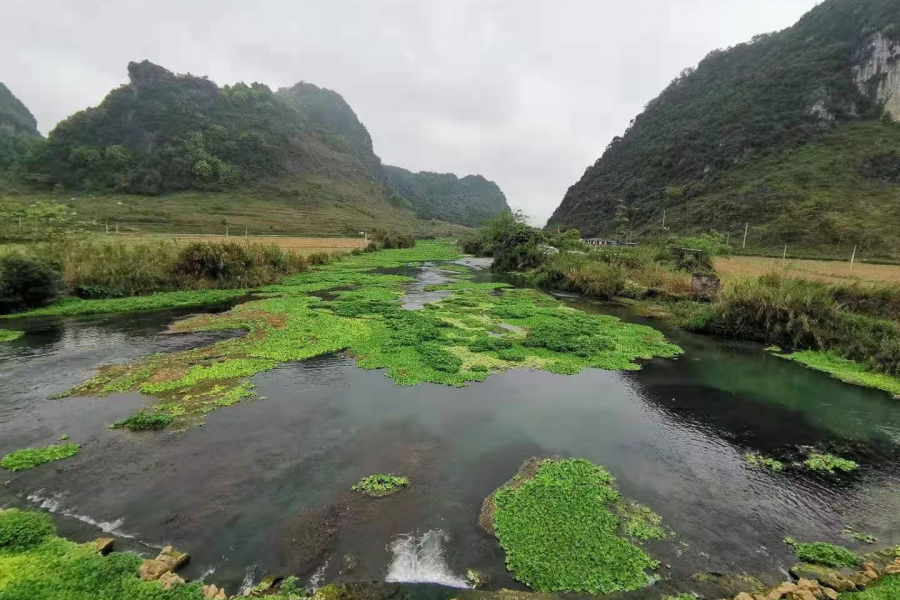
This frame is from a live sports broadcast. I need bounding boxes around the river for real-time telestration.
[1,258,899,597]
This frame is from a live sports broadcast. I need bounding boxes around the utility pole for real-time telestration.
[742,223,749,249]
[726,232,730,246]
[661,210,666,229]
[226,225,229,238]
[782,244,787,263]
[115,222,119,234]
[105,222,109,234]
[245,227,248,239]
[850,245,857,270]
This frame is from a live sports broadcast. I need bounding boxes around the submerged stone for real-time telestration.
[93,537,115,555]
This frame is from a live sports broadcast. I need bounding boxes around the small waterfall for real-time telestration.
[385,530,469,588]
[26,490,134,538]
[238,564,260,596]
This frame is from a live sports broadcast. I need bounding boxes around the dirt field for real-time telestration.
[113,234,368,254]
[716,256,900,286]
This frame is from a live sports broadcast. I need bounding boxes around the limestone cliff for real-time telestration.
[855,32,900,120]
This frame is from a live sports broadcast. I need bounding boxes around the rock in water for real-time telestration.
[156,545,190,571]
[139,559,170,581]
[93,537,115,555]
[159,572,184,590]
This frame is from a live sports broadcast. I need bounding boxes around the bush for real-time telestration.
[0,509,56,550]
[371,230,415,249]
[0,254,64,314]
[530,253,625,300]
[111,411,174,431]
[174,241,254,281]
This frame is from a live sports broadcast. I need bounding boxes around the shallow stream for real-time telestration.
[2,260,899,597]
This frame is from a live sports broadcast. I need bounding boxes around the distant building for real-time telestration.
[582,238,636,247]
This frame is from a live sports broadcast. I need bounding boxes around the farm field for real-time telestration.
[112,233,368,254]
[716,255,900,286]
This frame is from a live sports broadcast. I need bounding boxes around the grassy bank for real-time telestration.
[463,215,900,396]
[64,240,681,429]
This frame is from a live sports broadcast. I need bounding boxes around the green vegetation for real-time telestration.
[784,537,861,568]
[111,411,174,432]
[0,444,80,471]
[840,576,900,600]
[0,83,42,177]
[842,527,877,544]
[0,328,22,341]
[779,351,900,396]
[384,165,510,227]
[549,0,900,258]
[0,508,310,599]
[351,474,410,497]
[745,452,785,472]
[4,289,249,319]
[64,240,681,427]
[0,254,64,313]
[490,458,663,595]
[803,452,859,474]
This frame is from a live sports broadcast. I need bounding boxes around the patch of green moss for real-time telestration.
[839,575,900,600]
[784,537,861,568]
[745,452,785,472]
[351,474,410,497]
[803,452,858,474]
[2,289,248,319]
[1,444,80,471]
[0,329,23,342]
[67,241,682,428]
[778,350,900,396]
[491,458,662,595]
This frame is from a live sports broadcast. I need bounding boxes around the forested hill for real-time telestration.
[384,166,510,227]
[0,83,42,171]
[4,61,507,230]
[548,0,900,256]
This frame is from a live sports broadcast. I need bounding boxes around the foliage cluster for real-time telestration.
[491,458,662,595]
[66,240,681,428]
[384,165,511,227]
[0,328,23,342]
[549,0,900,251]
[351,474,410,497]
[0,444,80,471]
[744,452,785,472]
[0,510,55,551]
[1,239,312,313]
[784,536,861,568]
[689,274,900,378]
[803,452,859,473]
[111,411,174,432]
[0,254,64,314]
[368,230,416,250]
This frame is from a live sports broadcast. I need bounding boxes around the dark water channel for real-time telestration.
[2,261,900,597]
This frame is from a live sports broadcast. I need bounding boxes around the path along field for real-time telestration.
[716,256,900,286]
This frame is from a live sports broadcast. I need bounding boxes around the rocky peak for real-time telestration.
[855,32,900,119]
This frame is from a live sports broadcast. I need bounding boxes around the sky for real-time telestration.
[4,0,821,226]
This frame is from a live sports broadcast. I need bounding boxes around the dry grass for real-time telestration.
[716,256,900,286]
[111,234,367,254]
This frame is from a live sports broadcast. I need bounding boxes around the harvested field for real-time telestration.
[716,256,900,286]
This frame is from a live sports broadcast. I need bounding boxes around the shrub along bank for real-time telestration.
[462,215,900,395]
[0,238,326,315]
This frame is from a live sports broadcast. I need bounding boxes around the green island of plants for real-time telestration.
[744,452,785,472]
[0,508,307,599]
[784,537,861,568]
[803,452,859,474]
[777,351,900,397]
[351,474,410,497]
[488,458,665,596]
[1,443,80,472]
[0,328,23,342]
[64,240,682,429]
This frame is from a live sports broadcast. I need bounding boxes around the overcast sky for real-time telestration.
[5,0,821,225]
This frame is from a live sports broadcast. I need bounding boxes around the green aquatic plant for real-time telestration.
[491,458,661,595]
[351,474,410,497]
[111,411,174,432]
[842,527,877,544]
[784,537,861,568]
[2,289,249,319]
[1,443,80,471]
[803,452,858,474]
[65,241,682,427]
[0,509,56,550]
[744,452,785,472]
[778,351,900,397]
[0,329,23,342]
